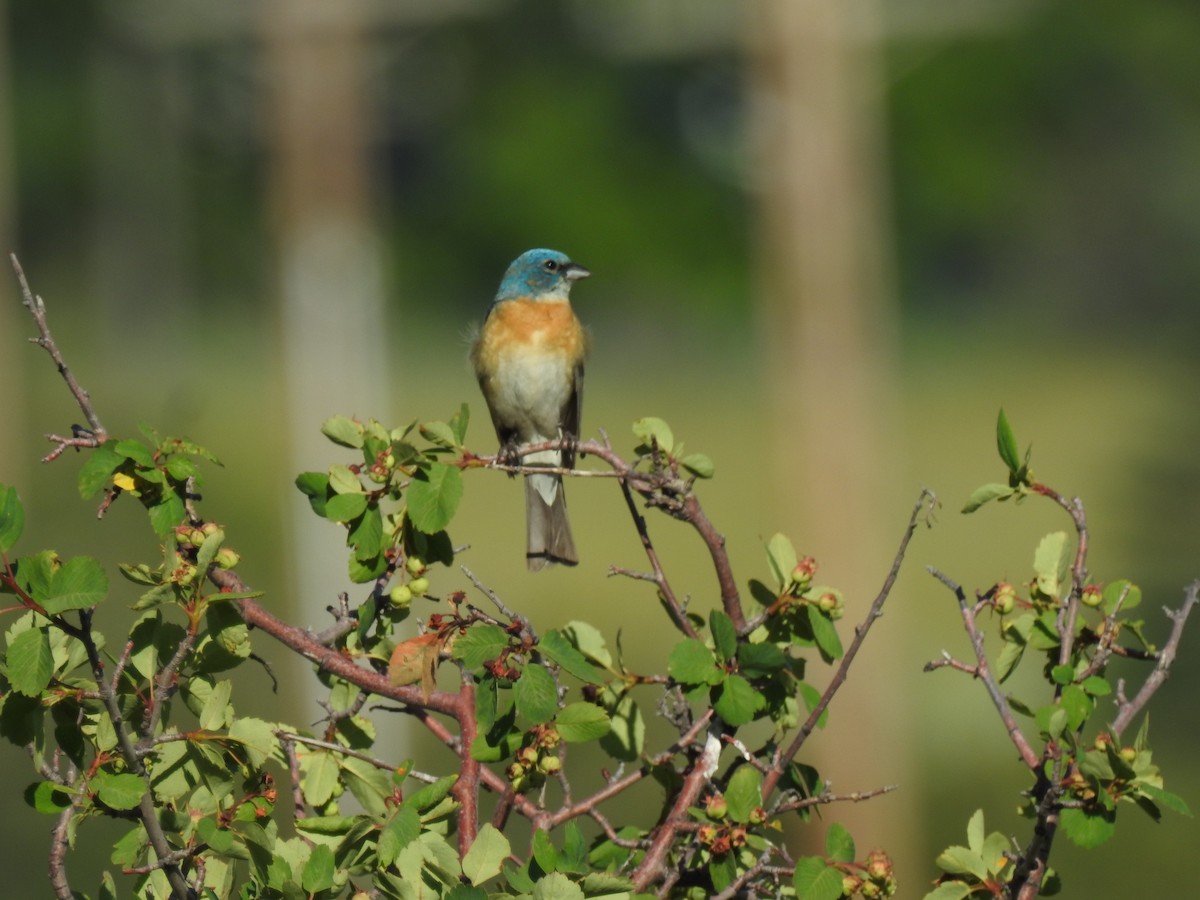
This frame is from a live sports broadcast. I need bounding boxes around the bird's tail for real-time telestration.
[524,469,578,571]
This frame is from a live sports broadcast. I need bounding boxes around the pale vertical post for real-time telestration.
[749,0,916,872]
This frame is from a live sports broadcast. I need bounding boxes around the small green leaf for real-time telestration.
[1033,532,1069,598]
[996,408,1020,473]
[598,690,644,762]
[935,845,989,881]
[532,873,584,900]
[449,403,471,446]
[452,624,509,670]
[793,856,844,900]
[1102,579,1141,614]
[77,443,124,498]
[94,772,147,811]
[1081,675,1112,697]
[922,883,973,900]
[709,610,737,662]
[321,416,364,449]
[825,822,855,863]
[532,828,559,874]
[328,463,362,495]
[301,843,336,892]
[713,674,762,727]
[114,439,156,467]
[667,638,722,686]
[405,774,458,812]
[1060,684,1093,730]
[295,472,331,516]
[737,641,787,675]
[725,766,763,824]
[766,533,798,590]
[379,806,422,866]
[408,463,463,534]
[632,417,674,454]
[462,823,510,886]
[0,484,25,553]
[539,630,605,684]
[228,717,278,770]
[961,483,1015,514]
[419,420,458,448]
[1050,665,1074,685]
[148,493,186,538]
[555,703,610,743]
[965,809,985,854]
[1138,783,1192,818]
[7,627,54,696]
[514,664,558,725]
[680,453,715,479]
[806,605,844,662]
[1060,806,1116,848]
[324,492,368,523]
[26,780,73,814]
[560,621,612,669]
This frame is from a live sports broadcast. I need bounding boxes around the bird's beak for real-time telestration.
[563,262,591,281]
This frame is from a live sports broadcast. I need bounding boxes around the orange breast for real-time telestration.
[474,298,586,373]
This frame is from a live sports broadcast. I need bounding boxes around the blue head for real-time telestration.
[494,248,590,303]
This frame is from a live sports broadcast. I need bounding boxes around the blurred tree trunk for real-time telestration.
[749,0,917,877]
[0,0,24,482]
[259,0,388,674]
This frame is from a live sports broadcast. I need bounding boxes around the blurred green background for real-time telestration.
[1,0,1198,895]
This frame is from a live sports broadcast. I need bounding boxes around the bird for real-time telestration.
[470,248,590,570]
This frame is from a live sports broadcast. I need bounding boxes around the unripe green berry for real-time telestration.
[1081,584,1104,608]
[994,582,1017,615]
[537,755,562,775]
[388,585,413,607]
[405,556,425,576]
[215,547,240,569]
[1119,746,1137,764]
[409,576,430,595]
[705,794,728,820]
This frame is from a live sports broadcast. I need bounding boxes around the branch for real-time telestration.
[1110,580,1200,736]
[926,568,1040,770]
[761,489,935,799]
[10,254,107,449]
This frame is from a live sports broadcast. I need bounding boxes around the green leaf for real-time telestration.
[532,872,584,900]
[452,624,509,670]
[26,780,73,814]
[348,504,385,561]
[462,823,510,886]
[532,828,559,874]
[301,843,336,892]
[996,408,1020,473]
[0,484,25,553]
[560,620,612,669]
[598,690,644,762]
[449,403,471,446]
[148,493,186,538]
[713,674,762,727]
[320,415,364,449]
[825,822,855,863]
[77,443,124,498]
[539,630,605,684]
[114,439,156,468]
[1033,531,1069,598]
[1060,807,1116,848]
[514,664,559,725]
[1060,684,1093,731]
[1138,783,1192,817]
[737,641,787,675]
[555,703,610,743]
[1050,665,1074,685]
[327,463,362,495]
[408,463,464,534]
[725,766,763,824]
[961,482,1015,514]
[965,809,985,855]
[324,491,368,523]
[419,420,458,448]
[1102,579,1141,614]
[935,845,988,881]
[667,638,722,686]
[680,453,715,479]
[793,856,844,900]
[378,806,422,866]
[995,638,1025,684]
[229,717,278,770]
[766,533,798,590]
[41,556,109,619]
[295,472,331,516]
[94,772,147,811]
[7,627,54,696]
[1081,675,1112,697]
[709,610,737,662]
[806,605,844,662]
[405,774,458,812]
[922,884,973,900]
[632,417,674,454]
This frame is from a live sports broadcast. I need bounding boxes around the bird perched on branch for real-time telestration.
[470,248,590,570]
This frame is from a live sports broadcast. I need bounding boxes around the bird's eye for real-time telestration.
[542,259,559,272]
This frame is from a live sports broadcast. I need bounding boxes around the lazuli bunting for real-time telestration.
[470,248,590,570]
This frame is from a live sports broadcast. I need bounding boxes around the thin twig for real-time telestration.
[761,489,936,799]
